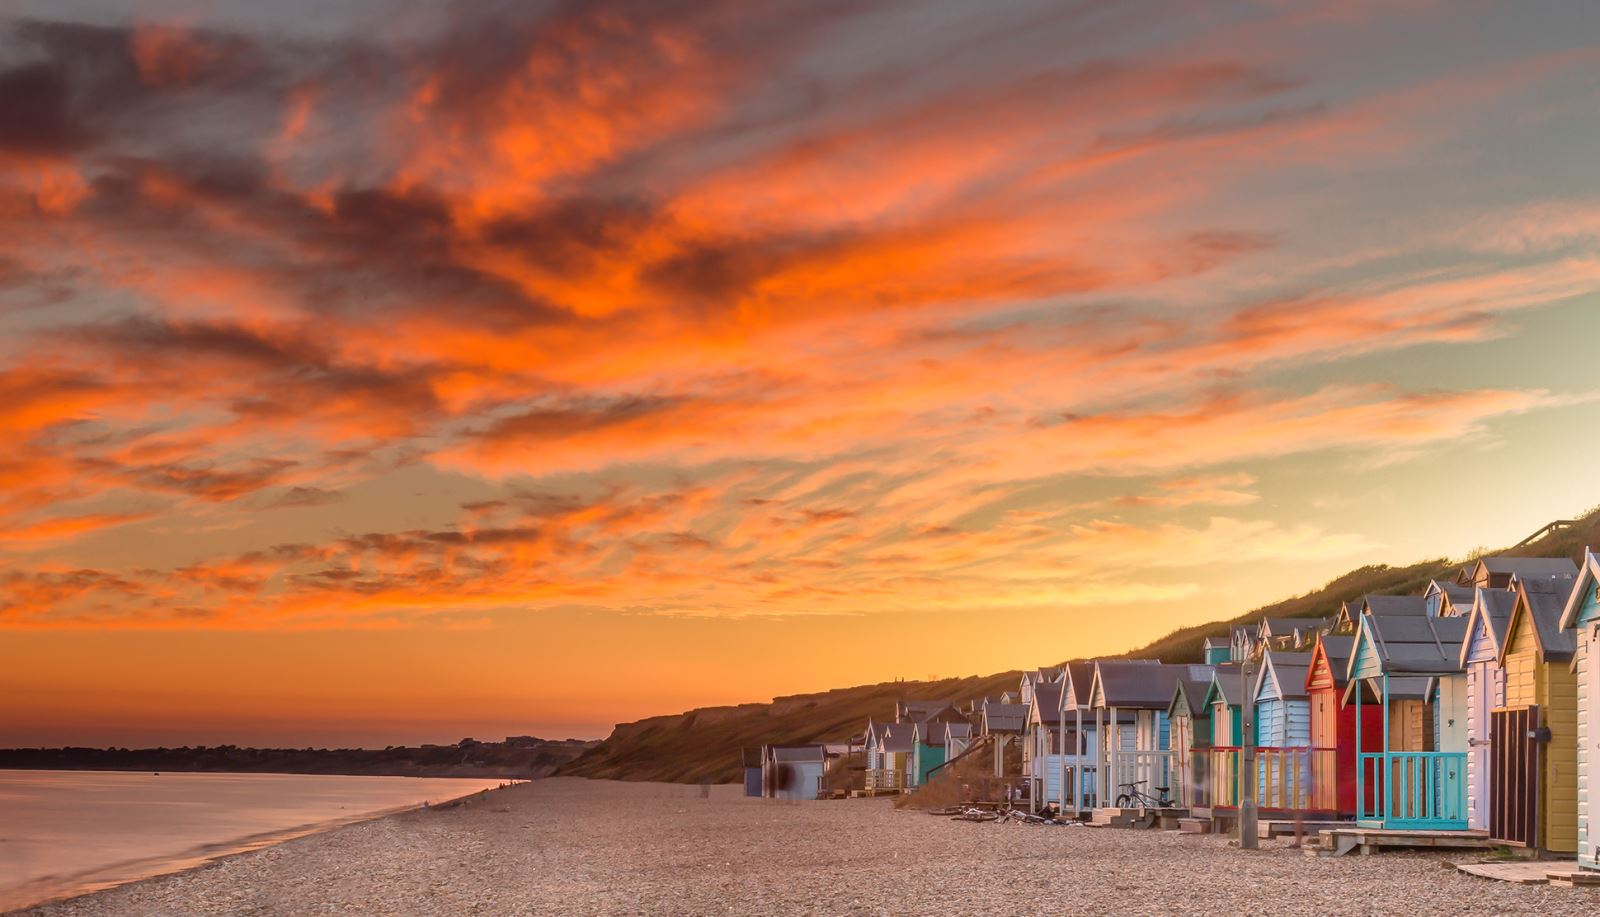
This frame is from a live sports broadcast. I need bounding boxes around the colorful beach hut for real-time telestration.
[1458,587,1517,829]
[1059,661,1101,812]
[1253,649,1314,810]
[1345,613,1470,829]
[1305,634,1373,815]
[1025,682,1065,808]
[1091,662,1213,807]
[910,719,949,788]
[1558,550,1600,871]
[1166,676,1214,808]
[1490,576,1579,852]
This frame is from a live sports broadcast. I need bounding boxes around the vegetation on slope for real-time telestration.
[561,506,1600,784]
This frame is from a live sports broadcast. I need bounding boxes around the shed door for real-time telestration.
[1490,705,1540,847]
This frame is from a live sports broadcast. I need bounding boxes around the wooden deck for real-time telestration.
[1310,827,1493,857]
[1457,861,1600,886]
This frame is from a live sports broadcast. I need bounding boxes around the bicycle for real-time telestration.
[1113,780,1171,809]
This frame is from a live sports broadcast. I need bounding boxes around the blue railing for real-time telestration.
[1358,751,1467,829]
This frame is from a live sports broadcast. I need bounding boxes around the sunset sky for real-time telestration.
[5,1,1600,747]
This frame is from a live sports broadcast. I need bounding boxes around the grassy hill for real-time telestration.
[559,506,1600,784]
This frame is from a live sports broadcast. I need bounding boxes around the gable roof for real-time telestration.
[1203,663,1246,708]
[769,744,826,763]
[896,700,964,724]
[1348,613,1469,677]
[943,721,973,742]
[1029,683,1064,727]
[1168,678,1214,718]
[1255,650,1314,702]
[1258,617,1304,637]
[1502,576,1578,664]
[878,723,916,753]
[1458,587,1518,665]
[1091,661,1215,709]
[1060,661,1097,708]
[1476,556,1579,579]
[1305,634,1355,692]
[1561,550,1600,631]
[981,702,1028,734]
[1363,594,1429,617]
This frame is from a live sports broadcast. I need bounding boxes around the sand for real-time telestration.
[15,778,1600,916]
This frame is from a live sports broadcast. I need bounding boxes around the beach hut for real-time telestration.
[1458,587,1517,829]
[1490,576,1579,852]
[863,719,886,792]
[1059,662,1101,812]
[980,701,1027,779]
[1258,618,1304,650]
[1091,662,1213,807]
[1461,556,1579,591]
[910,719,950,788]
[1558,550,1600,871]
[763,745,828,800]
[1201,663,1246,809]
[943,721,973,761]
[1253,649,1314,810]
[876,723,915,793]
[1345,613,1469,829]
[1025,682,1066,808]
[1425,579,1477,618]
[1305,634,1374,815]
[1202,636,1231,665]
[1167,677,1214,808]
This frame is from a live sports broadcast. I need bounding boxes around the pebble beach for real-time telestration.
[16,778,1600,916]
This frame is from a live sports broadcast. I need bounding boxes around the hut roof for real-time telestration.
[769,744,826,763]
[1477,556,1579,579]
[1092,662,1214,709]
[1255,650,1314,701]
[1203,663,1246,707]
[1061,661,1097,708]
[1351,614,1469,676]
[1030,683,1064,726]
[981,702,1029,734]
[1458,588,1518,664]
[1308,635,1356,690]
[1363,594,1429,616]
[944,722,973,741]
[1560,550,1600,630]
[1506,578,1578,663]
[1202,636,1228,648]
[896,700,963,724]
[1169,678,1214,718]
[878,723,916,753]
[1258,617,1304,637]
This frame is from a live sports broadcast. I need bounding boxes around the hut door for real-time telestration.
[1489,706,1540,847]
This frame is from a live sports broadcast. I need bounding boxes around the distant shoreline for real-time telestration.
[0,776,511,915]
[0,740,596,781]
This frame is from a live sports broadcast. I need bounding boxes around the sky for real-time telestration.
[4,0,1600,748]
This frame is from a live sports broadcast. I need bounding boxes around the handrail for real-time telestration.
[1358,750,1466,827]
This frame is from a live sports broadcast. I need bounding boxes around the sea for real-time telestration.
[0,769,506,912]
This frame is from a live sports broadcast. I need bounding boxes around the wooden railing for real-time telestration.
[1205,746,1335,812]
[865,767,907,792]
[1107,749,1171,801]
[1358,751,1467,829]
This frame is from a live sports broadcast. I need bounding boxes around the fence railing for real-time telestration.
[1205,746,1336,812]
[865,767,907,792]
[1357,751,1467,829]
[1107,749,1171,800]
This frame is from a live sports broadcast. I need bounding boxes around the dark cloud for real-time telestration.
[476,395,682,445]
[260,486,345,509]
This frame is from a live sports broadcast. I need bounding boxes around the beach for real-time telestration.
[13,778,1600,916]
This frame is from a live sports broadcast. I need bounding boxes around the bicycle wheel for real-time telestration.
[1114,793,1132,808]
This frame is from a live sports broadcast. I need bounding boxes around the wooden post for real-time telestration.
[1382,673,1391,824]
[1075,704,1085,815]
[1241,655,1258,848]
[1356,678,1363,820]
[1096,705,1106,808]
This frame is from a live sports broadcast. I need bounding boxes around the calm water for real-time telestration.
[0,770,505,912]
